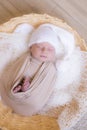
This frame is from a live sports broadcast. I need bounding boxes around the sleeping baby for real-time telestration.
[13,42,57,93]
[0,24,64,116]
[13,24,64,93]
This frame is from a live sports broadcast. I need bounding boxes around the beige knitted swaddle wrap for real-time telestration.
[0,51,57,116]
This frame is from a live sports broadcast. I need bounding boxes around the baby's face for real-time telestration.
[30,42,56,62]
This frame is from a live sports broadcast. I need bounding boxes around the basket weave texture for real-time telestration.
[0,13,87,130]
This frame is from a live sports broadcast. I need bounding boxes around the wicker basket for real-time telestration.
[0,13,87,130]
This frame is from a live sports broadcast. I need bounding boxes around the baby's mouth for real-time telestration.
[40,55,47,58]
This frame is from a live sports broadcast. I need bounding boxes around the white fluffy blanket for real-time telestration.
[0,23,87,130]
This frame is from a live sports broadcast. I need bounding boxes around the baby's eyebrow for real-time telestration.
[36,44,55,49]
[37,44,41,46]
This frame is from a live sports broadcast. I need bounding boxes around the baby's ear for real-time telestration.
[29,46,32,50]
[28,47,32,54]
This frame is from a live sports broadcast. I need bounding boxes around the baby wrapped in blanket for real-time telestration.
[0,23,87,117]
[0,24,65,116]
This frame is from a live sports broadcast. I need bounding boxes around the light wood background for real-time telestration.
[0,0,87,43]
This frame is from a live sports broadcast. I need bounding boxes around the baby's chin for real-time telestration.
[37,57,54,62]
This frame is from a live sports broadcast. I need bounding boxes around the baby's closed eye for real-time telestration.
[47,48,55,52]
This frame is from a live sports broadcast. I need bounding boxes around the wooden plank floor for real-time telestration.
[0,0,87,43]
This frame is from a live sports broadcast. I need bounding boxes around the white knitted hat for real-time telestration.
[28,24,64,56]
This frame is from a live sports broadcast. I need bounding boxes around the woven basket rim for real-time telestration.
[0,13,87,51]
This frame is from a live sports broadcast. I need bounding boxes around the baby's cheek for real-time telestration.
[35,50,41,56]
[50,53,56,61]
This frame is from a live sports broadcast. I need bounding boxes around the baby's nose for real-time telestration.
[42,47,47,52]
